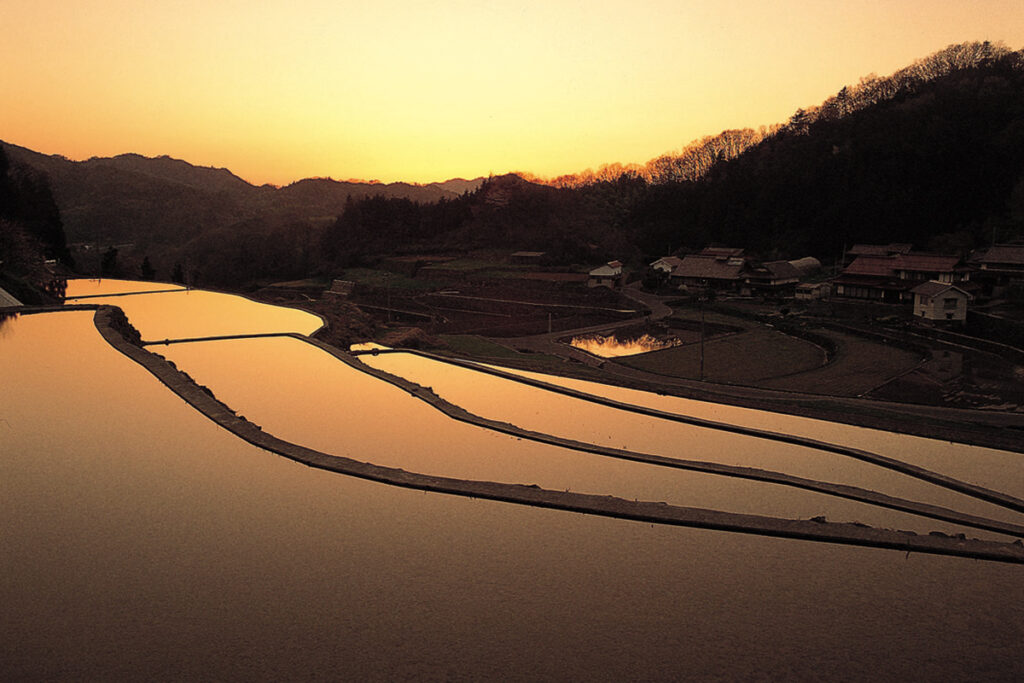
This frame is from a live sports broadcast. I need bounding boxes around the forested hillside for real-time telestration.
[5,42,1023,289]
[320,42,1024,271]
[0,146,70,302]
[627,42,1024,259]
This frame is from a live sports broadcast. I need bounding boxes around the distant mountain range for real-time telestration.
[0,141,484,247]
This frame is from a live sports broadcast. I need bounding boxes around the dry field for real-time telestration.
[619,327,827,384]
[756,329,922,396]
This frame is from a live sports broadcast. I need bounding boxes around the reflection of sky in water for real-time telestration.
[361,352,1024,534]
[2,309,1023,680]
[350,342,389,352]
[570,333,681,358]
[162,336,1009,538]
[65,277,185,298]
[498,365,1024,500]
[65,286,323,340]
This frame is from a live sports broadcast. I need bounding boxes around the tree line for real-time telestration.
[626,42,1024,261]
[0,146,71,301]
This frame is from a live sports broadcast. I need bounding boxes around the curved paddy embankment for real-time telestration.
[92,305,1024,564]
[361,349,1024,514]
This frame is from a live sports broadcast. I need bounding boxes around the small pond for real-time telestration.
[569,331,682,357]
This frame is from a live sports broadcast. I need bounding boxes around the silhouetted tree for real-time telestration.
[0,145,72,267]
[140,255,156,280]
[100,247,120,277]
[0,146,71,302]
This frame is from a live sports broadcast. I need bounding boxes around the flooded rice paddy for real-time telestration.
[1,279,1021,680]
[65,278,323,339]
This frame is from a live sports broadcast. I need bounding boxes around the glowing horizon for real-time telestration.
[2,1,1024,186]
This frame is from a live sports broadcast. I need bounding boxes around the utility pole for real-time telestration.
[699,295,705,382]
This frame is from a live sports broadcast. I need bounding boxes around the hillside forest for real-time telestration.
[2,42,1024,292]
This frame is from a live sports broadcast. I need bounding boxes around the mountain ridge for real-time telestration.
[3,142,485,195]
[0,141,488,247]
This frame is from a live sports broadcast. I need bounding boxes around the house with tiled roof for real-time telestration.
[669,249,750,291]
[833,251,968,303]
[744,260,802,296]
[649,256,683,274]
[843,243,913,266]
[969,244,1024,297]
[699,246,745,259]
[588,260,624,288]
[0,285,23,309]
[893,253,966,281]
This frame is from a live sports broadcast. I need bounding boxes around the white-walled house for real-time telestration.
[795,282,831,300]
[588,260,624,288]
[649,256,683,274]
[911,281,970,322]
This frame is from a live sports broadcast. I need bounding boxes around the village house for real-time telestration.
[588,260,624,288]
[832,249,968,302]
[649,256,683,274]
[911,281,971,323]
[700,247,745,259]
[0,285,23,308]
[842,242,913,266]
[743,260,802,297]
[324,279,354,297]
[669,248,749,292]
[969,244,1024,298]
[795,282,831,300]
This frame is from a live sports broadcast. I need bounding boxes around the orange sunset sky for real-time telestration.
[3,1,1024,186]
